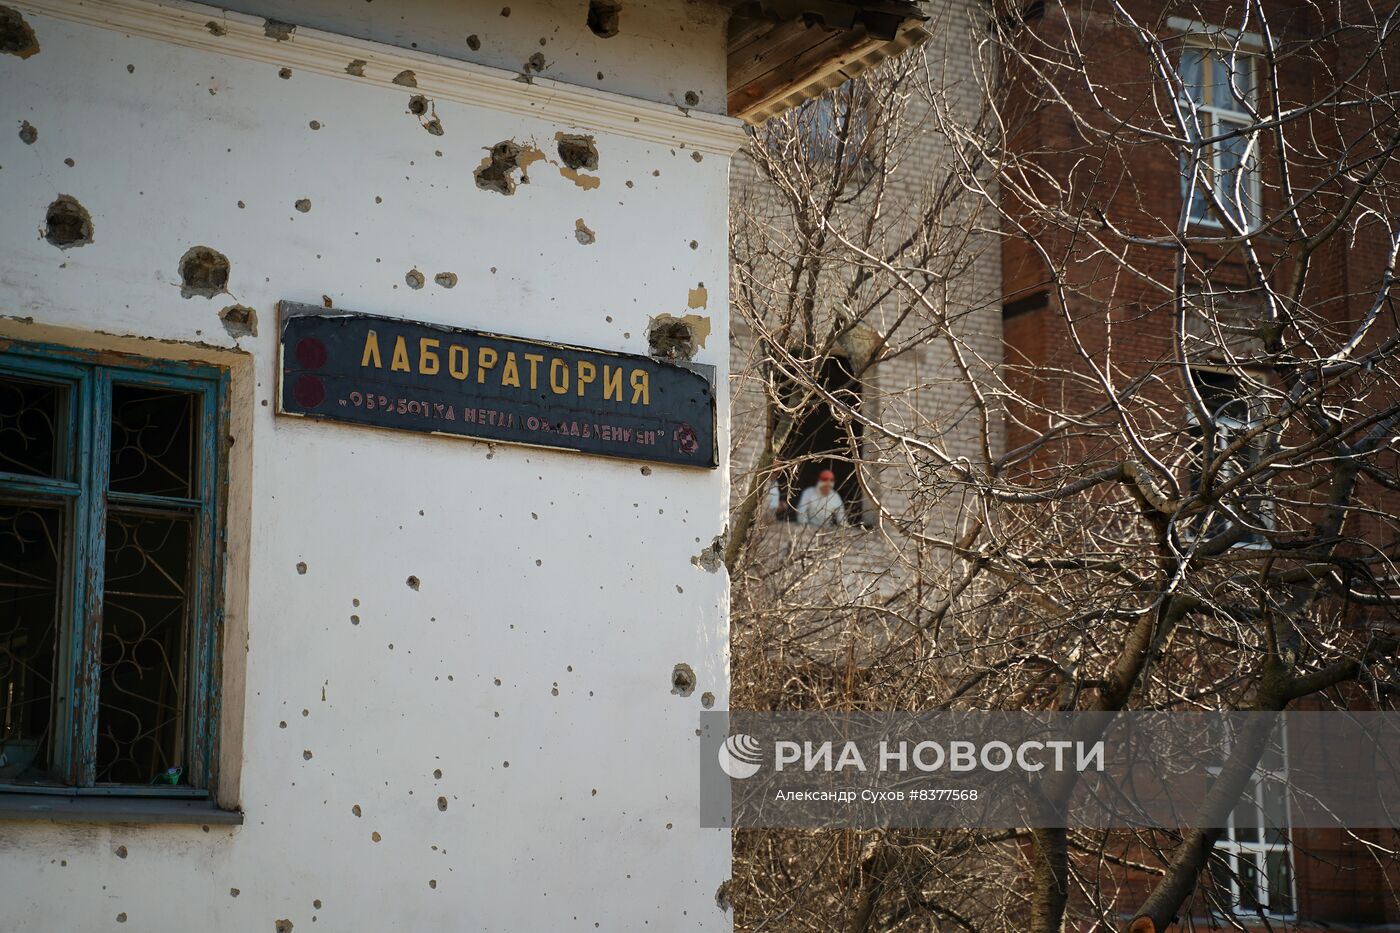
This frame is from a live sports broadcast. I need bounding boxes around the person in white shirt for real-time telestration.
[796,470,847,527]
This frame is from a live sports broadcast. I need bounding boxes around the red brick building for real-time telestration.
[997,0,1400,927]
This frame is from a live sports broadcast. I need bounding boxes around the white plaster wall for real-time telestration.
[0,2,734,929]
[210,0,729,114]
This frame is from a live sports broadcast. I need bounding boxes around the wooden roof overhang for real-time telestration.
[726,0,930,123]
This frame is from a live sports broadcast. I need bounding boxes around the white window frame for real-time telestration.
[1210,728,1297,920]
[1182,368,1276,548]
[1177,38,1262,231]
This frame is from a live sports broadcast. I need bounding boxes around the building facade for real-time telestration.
[0,0,923,928]
[996,1,1400,927]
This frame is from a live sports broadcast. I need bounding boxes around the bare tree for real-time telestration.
[728,1,1400,930]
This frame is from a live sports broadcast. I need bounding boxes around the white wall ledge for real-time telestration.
[15,0,748,154]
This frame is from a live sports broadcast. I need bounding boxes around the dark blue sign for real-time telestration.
[278,302,716,468]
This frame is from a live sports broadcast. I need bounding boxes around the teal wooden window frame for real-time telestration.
[0,340,227,798]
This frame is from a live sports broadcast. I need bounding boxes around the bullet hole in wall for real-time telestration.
[408,94,428,115]
[556,133,598,171]
[275,921,294,933]
[692,532,725,572]
[17,120,35,144]
[647,316,695,361]
[294,198,312,213]
[263,18,295,41]
[474,141,524,195]
[220,305,258,338]
[523,52,545,74]
[406,575,421,590]
[114,845,128,858]
[574,219,595,245]
[586,0,621,38]
[466,34,481,50]
[434,272,457,288]
[393,69,418,87]
[437,796,448,811]
[405,269,425,289]
[701,691,715,708]
[205,20,227,36]
[278,67,292,79]
[684,90,700,107]
[345,59,366,76]
[0,6,40,58]
[671,663,696,697]
[716,880,732,912]
[43,195,92,249]
[179,246,230,298]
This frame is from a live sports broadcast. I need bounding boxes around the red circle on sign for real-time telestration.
[296,336,328,369]
[676,424,699,456]
[293,374,326,408]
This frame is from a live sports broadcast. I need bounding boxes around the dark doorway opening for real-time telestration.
[776,355,863,525]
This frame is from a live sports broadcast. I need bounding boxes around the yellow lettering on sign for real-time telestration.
[602,365,622,401]
[576,360,596,397]
[477,346,498,384]
[391,336,411,372]
[630,369,649,406]
[419,338,440,375]
[550,358,570,395]
[501,352,521,388]
[361,330,382,368]
[449,344,469,380]
[524,353,544,390]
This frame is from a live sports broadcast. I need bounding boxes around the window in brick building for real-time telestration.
[0,343,226,795]
[1182,368,1273,546]
[793,84,874,173]
[772,355,864,527]
[1179,42,1260,229]
[1209,729,1296,918]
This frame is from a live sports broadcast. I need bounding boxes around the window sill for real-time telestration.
[0,791,243,825]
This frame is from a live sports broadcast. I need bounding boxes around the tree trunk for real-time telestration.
[1030,827,1069,933]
